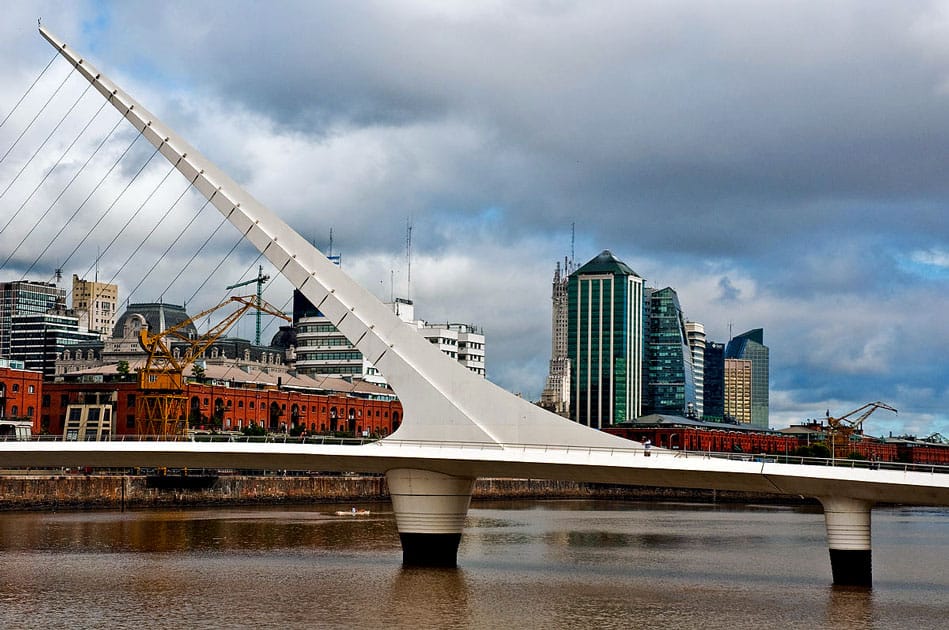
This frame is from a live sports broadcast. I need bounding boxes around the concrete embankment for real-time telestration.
[0,474,814,511]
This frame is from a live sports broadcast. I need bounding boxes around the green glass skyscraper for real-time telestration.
[567,250,644,428]
[643,287,696,416]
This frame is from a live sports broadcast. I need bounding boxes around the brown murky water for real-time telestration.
[0,500,946,629]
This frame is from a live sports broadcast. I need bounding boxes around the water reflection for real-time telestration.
[826,586,874,628]
[386,568,470,629]
[0,502,945,629]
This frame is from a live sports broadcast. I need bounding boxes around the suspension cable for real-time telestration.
[156,212,231,301]
[124,194,215,302]
[0,82,92,205]
[185,230,252,305]
[42,142,164,282]
[77,160,179,281]
[4,116,138,275]
[0,98,113,236]
[0,64,75,166]
[0,51,58,132]
[85,173,199,314]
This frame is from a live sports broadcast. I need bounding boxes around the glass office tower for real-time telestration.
[567,250,643,428]
[643,287,696,416]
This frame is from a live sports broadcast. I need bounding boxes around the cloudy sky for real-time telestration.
[2,1,949,437]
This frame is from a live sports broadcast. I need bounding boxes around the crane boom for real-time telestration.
[135,295,291,436]
[827,401,898,433]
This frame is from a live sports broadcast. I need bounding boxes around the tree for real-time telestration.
[116,360,130,379]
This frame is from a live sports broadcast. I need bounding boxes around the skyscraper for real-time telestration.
[541,258,573,415]
[642,287,696,416]
[567,250,644,428]
[702,341,725,421]
[725,328,770,428]
[685,321,706,418]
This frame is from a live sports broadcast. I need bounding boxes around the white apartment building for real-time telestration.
[294,296,485,386]
[685,321,706,418]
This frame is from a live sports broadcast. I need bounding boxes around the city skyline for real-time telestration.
[1,3,948,436]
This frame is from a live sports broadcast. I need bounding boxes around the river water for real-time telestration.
[0,499,946,629]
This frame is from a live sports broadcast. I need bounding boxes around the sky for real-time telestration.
[2,1,949,438]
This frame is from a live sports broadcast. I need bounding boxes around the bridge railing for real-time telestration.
[4,435,949,475]
[1,434,379,446]
[373,438,949,476]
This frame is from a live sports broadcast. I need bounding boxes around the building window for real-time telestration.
[12,384,18,393]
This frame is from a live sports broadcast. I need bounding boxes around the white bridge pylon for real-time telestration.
[38,25,625,451]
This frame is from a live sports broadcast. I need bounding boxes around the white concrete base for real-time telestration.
[386,468,475,566]
[818,496,873,586]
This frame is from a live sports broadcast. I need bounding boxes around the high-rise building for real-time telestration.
[10,313,100,378]
[702,341,725,421]
[725,328,770,428]
[685,321,706,418]
[0,281,66,359]
[724,358,753,424]
[567,250,644,428]
[541,258,573,415]
[642,287,696,416]
[70,274,118,337]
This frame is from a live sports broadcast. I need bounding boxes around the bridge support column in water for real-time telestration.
[386,468,475,567]
[819,496,873,587]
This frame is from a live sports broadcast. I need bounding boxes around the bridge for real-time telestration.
[2,26,948,587]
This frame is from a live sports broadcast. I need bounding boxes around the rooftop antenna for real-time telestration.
[570,222,575,271]
[328,227,334,258]
[54,267,62,283]
[728,321,733,340]
[406,217,413,300]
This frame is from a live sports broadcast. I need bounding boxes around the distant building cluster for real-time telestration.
[0,260,481,439]
[540,250,770,429]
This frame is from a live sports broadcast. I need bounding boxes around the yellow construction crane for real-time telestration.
[135,295,291,437]
[825,401,897,454]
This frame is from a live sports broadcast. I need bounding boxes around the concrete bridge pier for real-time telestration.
[818,496,873,587]
[386,468,475,567]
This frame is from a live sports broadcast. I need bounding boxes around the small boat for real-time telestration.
[335,509,371,516]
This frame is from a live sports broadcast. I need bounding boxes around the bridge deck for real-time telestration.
[3,440,948,507]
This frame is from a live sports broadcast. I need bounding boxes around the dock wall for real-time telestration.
[0,474,812,511]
